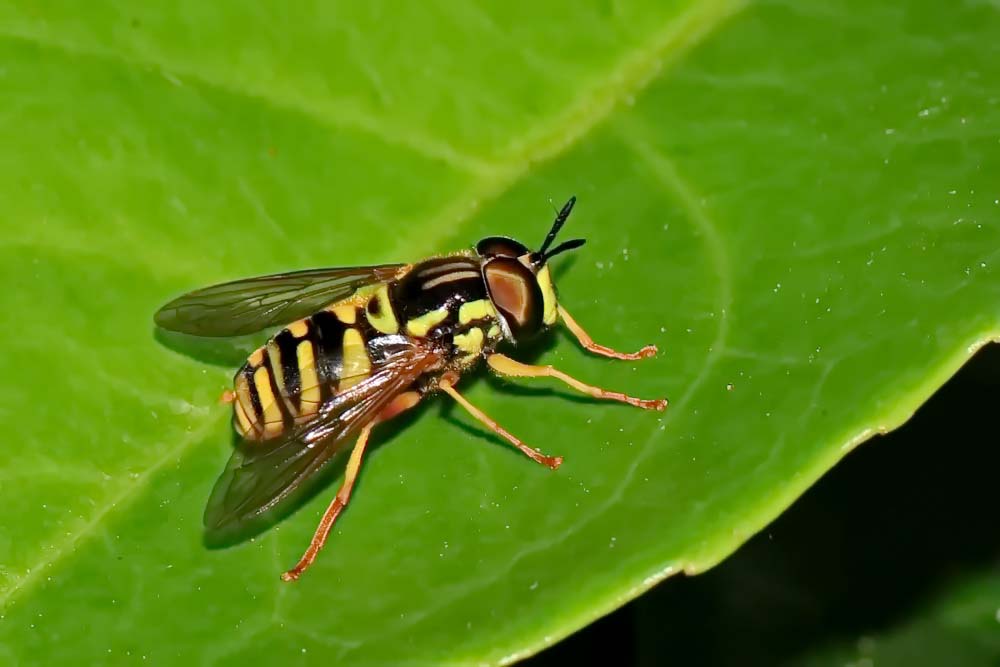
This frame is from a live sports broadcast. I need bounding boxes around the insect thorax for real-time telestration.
[389,255,504,363]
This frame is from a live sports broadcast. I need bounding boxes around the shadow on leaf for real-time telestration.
[153,326,272,368]
[200,400,433,549]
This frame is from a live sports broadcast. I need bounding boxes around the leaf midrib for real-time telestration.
[0,0,743,179]
[0,28,493,176]
[0,0,745,614]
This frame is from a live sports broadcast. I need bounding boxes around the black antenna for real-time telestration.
[544,237,586,260]
[538,196,576,257]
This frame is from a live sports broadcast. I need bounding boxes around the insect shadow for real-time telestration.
[153,326,270,368]
[202,398,435,549]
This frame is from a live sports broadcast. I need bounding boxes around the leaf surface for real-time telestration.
[0,0,998,664]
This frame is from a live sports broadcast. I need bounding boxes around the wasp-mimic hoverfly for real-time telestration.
[154,197,667,581]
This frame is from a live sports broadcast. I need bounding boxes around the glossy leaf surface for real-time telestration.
[0,1,998,664]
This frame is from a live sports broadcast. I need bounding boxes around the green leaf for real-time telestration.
[1,0,997,664]
[799,571,1000,667]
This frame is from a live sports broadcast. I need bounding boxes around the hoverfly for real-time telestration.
[154,197,667,581]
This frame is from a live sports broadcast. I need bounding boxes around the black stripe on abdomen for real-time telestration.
[261,348,292,425]
[273,328,303,401]
[242,363,263,419]
[310,310,346,399]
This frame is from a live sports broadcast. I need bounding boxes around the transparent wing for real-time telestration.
[154,264,405,337]
[203,335,440,542]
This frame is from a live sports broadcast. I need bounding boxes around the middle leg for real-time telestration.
[487,353,668,411]
[439,377,563,470]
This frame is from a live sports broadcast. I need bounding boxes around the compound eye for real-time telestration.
[476,236,530,258]
[483,257,543,341]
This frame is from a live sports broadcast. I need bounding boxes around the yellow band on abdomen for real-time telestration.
[253,366,284,438]
[296,339,321,421]
[340,328,371,391]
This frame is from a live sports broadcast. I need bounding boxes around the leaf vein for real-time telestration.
[0,30,494,176]
[0,414,225,607]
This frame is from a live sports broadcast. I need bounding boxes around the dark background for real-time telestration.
[526,344,1000,666]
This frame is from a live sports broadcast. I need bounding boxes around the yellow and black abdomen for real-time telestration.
[232,302,383,441]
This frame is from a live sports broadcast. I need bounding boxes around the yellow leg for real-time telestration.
[487,353,668,411]
[558,305,657,361]
[439,378,563,470]
[281,422,374,582]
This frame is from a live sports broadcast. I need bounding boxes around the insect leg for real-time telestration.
[557,305,657,361]
[439,379,562,470]
[281,422,374,582]
[487,353,668,411]
[377,391,422,423]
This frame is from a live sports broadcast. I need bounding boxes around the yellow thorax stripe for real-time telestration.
[458,299,496,325]
[453,327,485,356]
[422,270,480,290]
[406,307,449,337]
[417,261,476,278]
